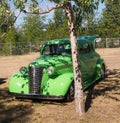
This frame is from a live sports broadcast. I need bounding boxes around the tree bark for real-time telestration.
[64,2,85,115]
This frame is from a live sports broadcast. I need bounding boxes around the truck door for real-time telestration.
[79,43,94,88]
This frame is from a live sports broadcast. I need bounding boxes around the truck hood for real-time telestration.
[29,54,72,68]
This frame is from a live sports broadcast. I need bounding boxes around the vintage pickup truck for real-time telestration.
[8,36,106,101]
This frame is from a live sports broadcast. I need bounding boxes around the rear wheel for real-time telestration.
[65,82,75,102]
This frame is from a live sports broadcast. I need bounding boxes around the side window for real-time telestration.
[65,44,71,54]
[56,44,65,53]
[42,45,57,55]
[79,43,90,54]
[42,45,50,55]
[57,44,71,54]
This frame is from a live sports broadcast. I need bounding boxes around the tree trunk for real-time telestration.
[64,2,85,115]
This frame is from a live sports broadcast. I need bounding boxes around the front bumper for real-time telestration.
[9,92,64,100]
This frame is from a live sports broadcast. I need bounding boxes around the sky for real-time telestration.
[10,1,105,27]
[9,0,55,26]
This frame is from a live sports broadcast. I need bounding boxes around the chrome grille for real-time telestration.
[29,66,43,94]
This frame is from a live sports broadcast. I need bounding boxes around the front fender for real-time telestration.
[8,72,29,94]
[43,73,74,96]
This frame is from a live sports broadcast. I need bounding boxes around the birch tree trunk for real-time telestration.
[64,2,85,115]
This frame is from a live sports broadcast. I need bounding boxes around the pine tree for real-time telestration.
[22,14,46,41]
[101,0,120,37]
[46,9,69,40]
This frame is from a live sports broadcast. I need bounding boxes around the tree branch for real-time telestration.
[23,4,63,14]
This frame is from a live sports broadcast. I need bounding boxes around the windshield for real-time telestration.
[42,43,71,55]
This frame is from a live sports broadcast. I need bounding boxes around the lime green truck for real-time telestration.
[8,36,106,101]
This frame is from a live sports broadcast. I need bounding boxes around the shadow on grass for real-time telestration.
[32,99,68,106]
[85,68,120,112]
[0,87,33,123]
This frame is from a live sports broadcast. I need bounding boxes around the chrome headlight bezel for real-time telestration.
[47,67,54,75]
[19,67,28,74]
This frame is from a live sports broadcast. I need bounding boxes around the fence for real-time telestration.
[0,38,120,55]
[95,37,120,48]
[0,41,43,55]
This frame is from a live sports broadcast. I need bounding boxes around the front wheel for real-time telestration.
[65,82,75,102]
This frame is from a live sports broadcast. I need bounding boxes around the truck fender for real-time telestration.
[8,72,29,93]
[46,73,74,96]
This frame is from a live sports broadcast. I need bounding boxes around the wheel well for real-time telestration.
[101,63,106,72]
[64,81,74,102]
[67,81,74,93]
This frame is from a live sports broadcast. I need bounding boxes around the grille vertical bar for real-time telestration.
[29,66,43,94]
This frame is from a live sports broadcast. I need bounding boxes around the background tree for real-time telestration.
[3,27,20,55]
[101,0,120,37]
[0,0,16,55]
[22,14,46,42]
[77,14,98,36]
[46,9,69,40]
[0,0,13,39]
[0,0,22,42]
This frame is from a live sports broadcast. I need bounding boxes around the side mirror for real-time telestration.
[94,38,102,43]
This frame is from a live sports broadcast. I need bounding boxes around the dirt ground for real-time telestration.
[0,48,120,123]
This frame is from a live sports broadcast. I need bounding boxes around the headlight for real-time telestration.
[47,67,54,75]
[19,67,28,74]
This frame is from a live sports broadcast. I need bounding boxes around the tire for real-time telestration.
[100,65,106,79]
[65,82,75,102]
